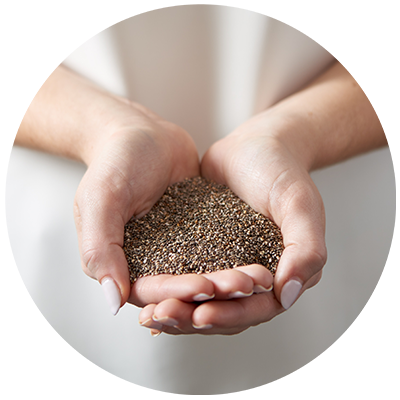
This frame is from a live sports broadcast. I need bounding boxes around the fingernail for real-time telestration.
[193,293,215,302]
[139,318,163,330]
[228,290,253,299]
[193,323,213,330]
[254,284,273,294]
[281,280,302,309]
[150,329,162,337]
[101,277,121,315]
[152,316,179,327]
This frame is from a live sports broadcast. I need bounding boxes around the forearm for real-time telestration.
[266,61,386,171]
[16,65,129,165]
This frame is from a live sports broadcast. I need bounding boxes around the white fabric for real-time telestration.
[6,5,394,395]
[62,6,334,155]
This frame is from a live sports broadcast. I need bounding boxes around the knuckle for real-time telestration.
[301,246,327,282]
[81,261,96,279]
[81,246,102,276]
[309,245,328,269]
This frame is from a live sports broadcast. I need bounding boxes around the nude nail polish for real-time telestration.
[254,284,273,293]
[228,290,253,299]
[152,316,179,327]
[281,280,302,309]
[139,318,163,330]
[193,293,215,302]
[101,277,121,315]
[193,323,213,330]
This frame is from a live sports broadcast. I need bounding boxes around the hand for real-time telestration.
[137,109,327,335]
[18,65,280,316]
[73,99,205,313]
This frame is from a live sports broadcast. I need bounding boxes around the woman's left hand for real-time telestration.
[138,109,328,335]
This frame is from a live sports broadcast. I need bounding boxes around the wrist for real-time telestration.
[16,65,142,167]
[254,107,319,172]
[260,61,386,172]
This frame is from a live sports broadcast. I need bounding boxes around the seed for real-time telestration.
[123,177,284,283]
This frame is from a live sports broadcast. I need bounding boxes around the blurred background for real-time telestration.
[6,5,395,395]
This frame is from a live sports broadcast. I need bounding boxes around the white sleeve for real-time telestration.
[255,4,336,112]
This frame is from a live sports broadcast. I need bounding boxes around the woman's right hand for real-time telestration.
[72,97,210,314]
[137,109,328,335]
[17,65,274,316]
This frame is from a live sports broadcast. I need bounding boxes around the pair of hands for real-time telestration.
[73,98,327,336]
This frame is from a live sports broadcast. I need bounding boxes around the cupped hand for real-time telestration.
[73,99,204,313]
[138,110,327,335]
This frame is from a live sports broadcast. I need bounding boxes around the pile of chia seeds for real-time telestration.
[123,177,284,283]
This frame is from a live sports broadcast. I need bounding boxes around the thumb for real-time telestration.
[83,242,130,316]
[273,183,327,309]
[74,188,131,316]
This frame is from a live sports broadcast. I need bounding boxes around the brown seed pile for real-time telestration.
[123,177,284,283]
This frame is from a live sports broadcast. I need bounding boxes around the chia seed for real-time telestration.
[123,177,284,283]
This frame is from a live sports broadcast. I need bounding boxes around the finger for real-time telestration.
[138,304,163,330]
[149,298,239,335]
[192,292,284,332]
[129,273,215,307]
[152,298,197,331]
[156,292,284,335]
[202,269,254,299]
[131,266,273,306]
[234,264,274,293]
[74,192,130,316]
[138,300,196,336]
[139,306,164,337]
[272,181,327,310]
[201,137,229,184]
[151,270,309,336]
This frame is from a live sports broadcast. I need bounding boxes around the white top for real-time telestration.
[62,6,334,155]
[6,5,394,394]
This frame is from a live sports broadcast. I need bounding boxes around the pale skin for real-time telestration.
[140,61,386,335]
[16,61,386,336]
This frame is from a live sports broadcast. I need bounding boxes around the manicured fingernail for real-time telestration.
[101,277,121,315]
[150,329,162,337]
[139,318,163,330]
[228,290,253,299]
[281,280,302,309]
[254,284,273,293]
[152,316,179,327]
[193,323,213,330]
[193,293,215,302]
